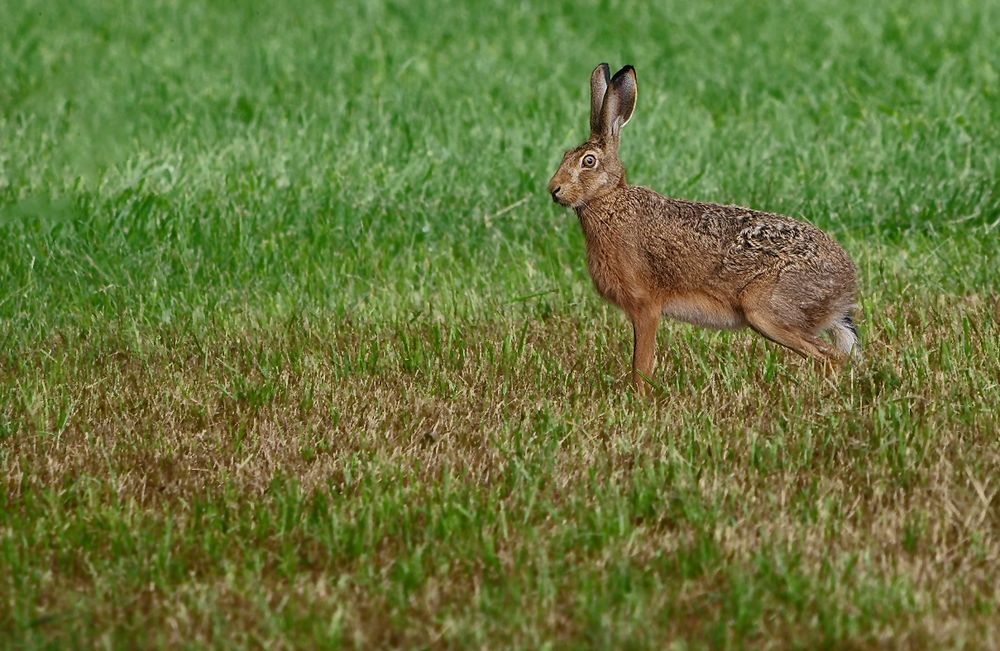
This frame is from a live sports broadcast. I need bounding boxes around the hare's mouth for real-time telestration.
[549,184,573,206]
[550,190,572,207]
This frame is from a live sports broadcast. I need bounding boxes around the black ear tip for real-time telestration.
[611,66,638,83]
[613,65,636,81]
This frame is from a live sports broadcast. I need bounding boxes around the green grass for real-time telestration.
[2,0,999,647]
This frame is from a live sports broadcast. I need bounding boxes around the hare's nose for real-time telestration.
[550,186,562,202]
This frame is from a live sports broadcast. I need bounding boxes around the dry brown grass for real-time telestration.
[3,295,998,648]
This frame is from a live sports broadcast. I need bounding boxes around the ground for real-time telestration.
[1,0,999,648]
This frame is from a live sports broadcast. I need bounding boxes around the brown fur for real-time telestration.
[548,64,860,394]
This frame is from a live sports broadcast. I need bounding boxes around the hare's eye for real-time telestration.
[582,154,597,168]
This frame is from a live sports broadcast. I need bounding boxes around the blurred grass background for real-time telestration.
[2,0,997,336]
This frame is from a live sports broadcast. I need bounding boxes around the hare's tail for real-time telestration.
[828,314,862,362]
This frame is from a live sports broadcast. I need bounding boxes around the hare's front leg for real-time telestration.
[630,308,661,394]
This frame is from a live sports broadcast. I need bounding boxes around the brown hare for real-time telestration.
[548,63,860,394]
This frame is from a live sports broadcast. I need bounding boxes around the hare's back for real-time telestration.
[647,193,852,269]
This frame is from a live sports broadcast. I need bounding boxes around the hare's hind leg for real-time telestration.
[741,270,845,363]
[743,308,836,361]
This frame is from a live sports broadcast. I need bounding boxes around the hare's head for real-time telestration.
[548,64,637,209]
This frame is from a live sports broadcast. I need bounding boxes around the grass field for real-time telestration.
[2,0,999,647]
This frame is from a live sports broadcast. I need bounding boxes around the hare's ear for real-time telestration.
[599,65,638,143]
[589,63,611,137]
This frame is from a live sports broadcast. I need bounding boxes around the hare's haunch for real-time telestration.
[548,64,860,394]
